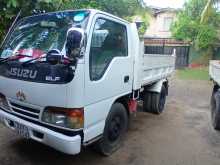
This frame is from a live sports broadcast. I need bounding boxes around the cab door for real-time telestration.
[84,15,133,105]
[83,14,134,141]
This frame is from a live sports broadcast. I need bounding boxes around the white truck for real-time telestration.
[210,60,220,130]
[0,9,175,156]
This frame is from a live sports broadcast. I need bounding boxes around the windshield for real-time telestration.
[0,10,90,59]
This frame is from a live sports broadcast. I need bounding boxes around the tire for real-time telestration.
[95,103,128,156]
[143,85,167,114]
[143,92,152,112]
[211,90,220,130]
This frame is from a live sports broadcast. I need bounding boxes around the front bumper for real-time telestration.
[0,110,81,155]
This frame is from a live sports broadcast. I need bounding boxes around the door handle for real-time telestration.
[124,75,129,83]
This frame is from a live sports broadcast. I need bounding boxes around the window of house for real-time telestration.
[163,17,173,31]
[89,18,128,81]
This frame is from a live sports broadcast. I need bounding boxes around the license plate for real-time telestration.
[14,122,30,139]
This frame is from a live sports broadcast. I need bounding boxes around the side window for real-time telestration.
[89,18,128,81]
[163,17,173,31]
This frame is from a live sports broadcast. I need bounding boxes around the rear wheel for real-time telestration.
[143,85,167,114]
[95,103,128,156]
[211,89,220,130]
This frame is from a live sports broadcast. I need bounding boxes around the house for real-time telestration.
[145,7,178,38]
[144,7,191,68]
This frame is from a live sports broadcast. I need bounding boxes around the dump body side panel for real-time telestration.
[140,54,175,87]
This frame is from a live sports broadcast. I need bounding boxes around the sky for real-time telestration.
[144,0,186,8]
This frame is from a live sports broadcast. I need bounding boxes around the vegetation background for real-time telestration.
[1,0,220,64]
[171,0,220,63]
[0,0,148,43]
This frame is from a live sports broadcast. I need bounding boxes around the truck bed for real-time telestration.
[131,31,176,90]
[140,54,175,86]
[210,60,220,85]
[133,44,176,90]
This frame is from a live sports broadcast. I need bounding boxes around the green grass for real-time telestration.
[177,67,209,80]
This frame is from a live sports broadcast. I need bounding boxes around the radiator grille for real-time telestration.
[10,102,40,120]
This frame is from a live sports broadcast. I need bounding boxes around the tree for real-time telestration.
[0,0,148,42]
[171,0,220,50]
[0,0,51,42]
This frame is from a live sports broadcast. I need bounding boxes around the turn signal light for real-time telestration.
[42,107,84,129]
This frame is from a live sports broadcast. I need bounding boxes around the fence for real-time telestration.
[144,38,190,69]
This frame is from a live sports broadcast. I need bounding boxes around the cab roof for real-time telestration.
[25,9,130,25]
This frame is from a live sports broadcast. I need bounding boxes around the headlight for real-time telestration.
[41,107,84,129]
[0,93,11,111]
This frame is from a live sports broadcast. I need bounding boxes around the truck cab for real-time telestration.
[0,9,175,156]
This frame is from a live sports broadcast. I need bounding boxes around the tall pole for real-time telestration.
[0,10,22,48]
[200,0,212,24]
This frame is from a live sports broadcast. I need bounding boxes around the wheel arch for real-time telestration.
[113,95,130,117]
[145,79,168,94]
[163,80,169,95]
[214,84,220,93]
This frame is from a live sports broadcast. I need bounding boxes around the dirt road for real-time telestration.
[1,77,220,165]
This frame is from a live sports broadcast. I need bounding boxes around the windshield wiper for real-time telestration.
[22,55,46,66]
[0,53,34,65]
[22,55,76,66]
[0,56,18,64]
[0,57,10,63]
[22,49,68,66]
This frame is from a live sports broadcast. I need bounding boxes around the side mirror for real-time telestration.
[65,27,86,60]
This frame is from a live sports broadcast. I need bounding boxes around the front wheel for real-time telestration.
[95,103,128,156]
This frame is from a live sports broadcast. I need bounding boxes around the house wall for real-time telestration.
[145,11,177,38]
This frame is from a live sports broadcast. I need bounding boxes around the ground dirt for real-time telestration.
[1,76,220,165]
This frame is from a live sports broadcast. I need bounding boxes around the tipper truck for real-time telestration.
[210,60,220,130]
[0,9,175,156]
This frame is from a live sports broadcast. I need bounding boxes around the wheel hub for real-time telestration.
[108,116,121,142]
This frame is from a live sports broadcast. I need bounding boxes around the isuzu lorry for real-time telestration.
[0,9,175,156]
[210,60,220,130]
